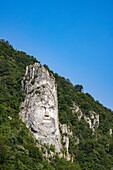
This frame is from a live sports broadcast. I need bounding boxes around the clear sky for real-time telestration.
[0,0,113,110]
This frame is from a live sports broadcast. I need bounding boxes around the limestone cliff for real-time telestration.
[19,62,100,158]
[71,102,99,132]
[60,124,73,161]
[19,63,62,152]
[84,111,99,131]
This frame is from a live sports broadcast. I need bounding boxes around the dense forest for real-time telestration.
[0,40,113,170]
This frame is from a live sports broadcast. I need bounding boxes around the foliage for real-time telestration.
[74,84,83,92]
[0,40,113,169]
[54,70,113,169]
[0,40,53,170]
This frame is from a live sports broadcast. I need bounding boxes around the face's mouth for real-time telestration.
[43,115,51,121]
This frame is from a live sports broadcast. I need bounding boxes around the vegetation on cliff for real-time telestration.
[0,40,113,169]
[55,73,113,169]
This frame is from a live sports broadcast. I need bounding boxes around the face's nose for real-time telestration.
[45,108,49,117]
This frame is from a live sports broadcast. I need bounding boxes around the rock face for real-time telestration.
[60,124,72,160]
[84,111,99,131]
[19,63,61,152]
[109,129,112,136]
[71,102,83,120]
[19,62,100,158]
[60,124,79,161]
[71,103,99,132]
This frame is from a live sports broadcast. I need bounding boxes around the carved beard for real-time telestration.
[38,118,56,135]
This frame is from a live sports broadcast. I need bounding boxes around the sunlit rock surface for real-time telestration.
[19,63,62,152]
[71,103,99,132]
[71,102,83,120]
[60,124,72,160]
[19,62,100,157]
[84,111,99,131]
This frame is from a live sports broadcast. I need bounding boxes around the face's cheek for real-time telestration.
[40,106,46,116]
[33,106,45,122]
[49,107,54,118]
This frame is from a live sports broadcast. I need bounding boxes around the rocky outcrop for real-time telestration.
[71,102,83,120]
[19,62,100,159]
[19,63,62,152]
[60,124,79,161]
[109,129,112,136]
[84,111,99,131]
[60,124,72,160]
[71,103,99,132]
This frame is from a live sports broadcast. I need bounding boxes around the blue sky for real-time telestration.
[0,0,113,110]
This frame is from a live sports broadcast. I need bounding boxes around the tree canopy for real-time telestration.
[0,40,113,170]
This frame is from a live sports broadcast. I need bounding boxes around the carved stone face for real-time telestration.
[30,84,57,136]
[20,63,61,152]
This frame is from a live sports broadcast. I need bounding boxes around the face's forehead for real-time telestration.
[38,85,55,106]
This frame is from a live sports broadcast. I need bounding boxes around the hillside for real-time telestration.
[0,40,113,170]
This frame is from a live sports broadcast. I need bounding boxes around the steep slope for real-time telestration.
[0,40,80,170]
[0,40,53,169]
[54,70,113,169]
[0,40,113,170]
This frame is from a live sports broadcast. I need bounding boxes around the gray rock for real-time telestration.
[19,63,62,152]
[84,110,99,131]
[71,103,99,132]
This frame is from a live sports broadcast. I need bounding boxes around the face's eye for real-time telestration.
[49,106,54,111]
[40,106,46,114]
